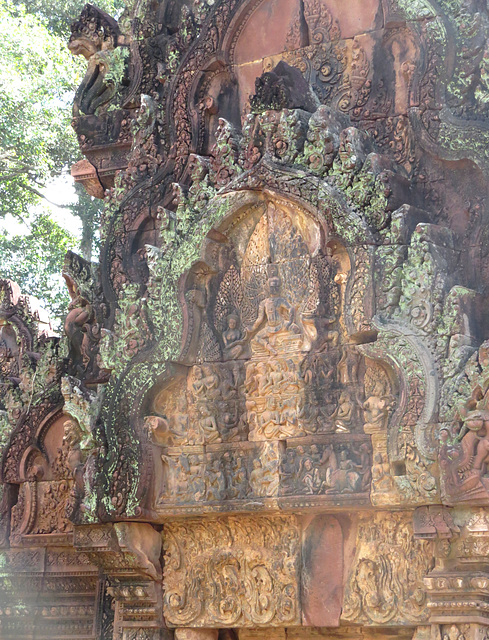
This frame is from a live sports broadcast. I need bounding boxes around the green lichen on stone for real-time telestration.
[396,225,445,333]
[144,191,233,360]
[316,181,370,245]
[395,0,439,21]
[437,119,489,166]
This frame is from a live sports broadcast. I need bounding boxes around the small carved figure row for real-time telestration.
[148,349,385,446]
[159,446,277,503]
[157,438,371,506]
[148,386,389,446]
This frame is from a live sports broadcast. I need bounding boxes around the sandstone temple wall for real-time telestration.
[3,0,489,638]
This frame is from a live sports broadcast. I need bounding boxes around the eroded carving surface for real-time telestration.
[163,515,300,627]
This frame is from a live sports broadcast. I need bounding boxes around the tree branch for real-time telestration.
[22,183,72,209]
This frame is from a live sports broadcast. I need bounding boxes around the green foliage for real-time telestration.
[0,0,81,221]
[11,0,126,39]
[0,214,77,326]
[0,0,124,320]
[104,46,131,86]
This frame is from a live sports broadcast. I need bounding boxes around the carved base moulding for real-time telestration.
[0,544,102,640]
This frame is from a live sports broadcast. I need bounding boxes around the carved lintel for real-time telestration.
[163,515,300,628]
[342,511,433,625]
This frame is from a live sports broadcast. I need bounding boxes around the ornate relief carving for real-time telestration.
[163,515,300,627]
[439,351,489,505]
[8,0,489,635]
[343,512,433,625]
[68,4,124,117]
[10,480,73,543]
[269,1,372,117]
[142,187,386,515]
[63,251,110,384]
[280,435,371,498]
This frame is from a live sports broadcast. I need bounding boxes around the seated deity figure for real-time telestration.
[198,406,221,443]
[256,362,273,396]
[372,452,396,494]
[202,365,220,400]
[248,275,302,356]
[222,313,249,360]
[301,457,322,494]
[260,397,282,438]
[221,411,241,441]
[192,366,205,397]
[363,381,394,433]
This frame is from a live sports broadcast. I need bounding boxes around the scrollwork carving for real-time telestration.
[343,512,433,625]
[163,515,300,627]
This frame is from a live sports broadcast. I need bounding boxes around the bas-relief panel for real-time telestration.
[145,198,382,514]
[162,515,301,628]
[342,512,433,626]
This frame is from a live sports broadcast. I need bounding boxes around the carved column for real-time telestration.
[74,523,165,640]
[417,507,489,640]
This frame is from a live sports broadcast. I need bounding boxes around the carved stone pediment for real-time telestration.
[6,0,489,636]
[142,187,381,515]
